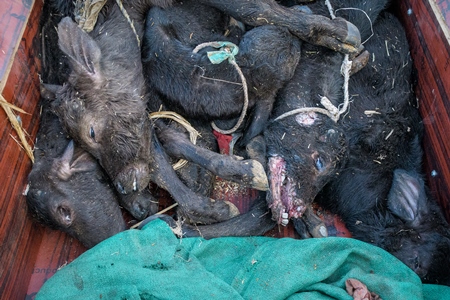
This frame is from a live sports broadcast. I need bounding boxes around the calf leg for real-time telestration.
[149,132,240,224]
[197,0,361,54]
[155,121,269,191]
[139,193,275,238]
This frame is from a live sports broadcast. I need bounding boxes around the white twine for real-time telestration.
[275,0,353,123]
[115,0,141,47]
[192,42,249,135]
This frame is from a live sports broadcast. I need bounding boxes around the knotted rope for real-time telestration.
[275,1,353,123]
[192,41,248,135]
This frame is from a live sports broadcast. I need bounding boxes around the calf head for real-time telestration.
[384,169,450,285]
[265,113,347,225]
[27,140,126,248]
[42,17,152,196]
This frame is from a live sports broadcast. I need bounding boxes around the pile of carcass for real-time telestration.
[26,0,450,285]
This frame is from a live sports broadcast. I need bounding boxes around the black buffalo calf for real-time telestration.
[26,98,126,249]
[314,12,450,285]
[143,0,302,145]
[264,0,388,232]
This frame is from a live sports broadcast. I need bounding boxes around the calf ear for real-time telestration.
[54,140,97,180]
[70,152,98,173]
[57,17,102,84]
[53,203,74,228]
[388,169,428,223]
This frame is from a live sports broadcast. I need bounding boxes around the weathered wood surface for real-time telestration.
[0,0,47,299]
[396,0,450,222]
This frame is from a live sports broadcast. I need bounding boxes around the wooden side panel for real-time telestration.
[396,0,450,221]
[0,0,44,299]
[26,229,86,298]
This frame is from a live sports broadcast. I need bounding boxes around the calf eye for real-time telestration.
[413,256,420,270]
[89,126,96,141]
[315,157,325,172]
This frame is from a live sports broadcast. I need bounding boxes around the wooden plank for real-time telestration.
[0,0,34,91]
[396,0,450,221]
[26,228,87,298]
[0,0,44,299]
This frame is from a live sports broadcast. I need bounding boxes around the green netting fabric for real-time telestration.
[36,219,450,299]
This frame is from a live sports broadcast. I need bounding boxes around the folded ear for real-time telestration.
[70,151,98,173]
[54,140,98,180]
[57,17,102,85]
[388,169,428,224]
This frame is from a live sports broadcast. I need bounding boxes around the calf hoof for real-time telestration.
[343,19,361,49]
[245,135,267,170]
[349,49,370,76]
[316,17,361,55]
[308,222,328,238]
[249,160,269,191]
[293,218,312,239]
[303,209,328,238]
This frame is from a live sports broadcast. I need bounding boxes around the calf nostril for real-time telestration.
[134,202,149,219]
[133,177,137,192]
[116,182,127,195]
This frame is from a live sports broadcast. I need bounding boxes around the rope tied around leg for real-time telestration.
[275,1,354,123]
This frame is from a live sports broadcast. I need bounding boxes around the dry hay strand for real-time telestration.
[149,111,200,170]
[0,94,34,163]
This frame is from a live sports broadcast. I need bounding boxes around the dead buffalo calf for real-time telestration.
[315,12,450,285]
[43,0,249,224]
[41,0,173,219]
[142,0,301,145]
[264,0,388,234]
[26,99,126,248]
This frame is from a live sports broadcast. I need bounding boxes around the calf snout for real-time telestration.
[114,162,151,195]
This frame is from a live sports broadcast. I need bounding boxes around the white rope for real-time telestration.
[325,0,336,19]
[115,0,140,47]
[275,0,353,123]
[192,42,249,135]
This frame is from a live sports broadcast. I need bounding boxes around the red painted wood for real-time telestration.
[396,0,450,222]
[0,0,33,83]
[26,228,87,298]
[0,0,45,299]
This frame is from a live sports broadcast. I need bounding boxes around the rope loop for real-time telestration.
[193,41,248,135]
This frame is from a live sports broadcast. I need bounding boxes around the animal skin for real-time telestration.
[42,0,362,224]
[26,98,126,249]
[264,0,388,232]
[316,12,450,285]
